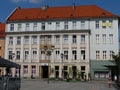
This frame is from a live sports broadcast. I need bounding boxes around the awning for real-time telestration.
[0,58,20,68]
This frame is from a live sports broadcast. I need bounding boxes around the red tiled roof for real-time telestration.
[0,23,5,38]
[7,5,117,21]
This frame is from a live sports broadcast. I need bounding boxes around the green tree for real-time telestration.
[112,52,120,81]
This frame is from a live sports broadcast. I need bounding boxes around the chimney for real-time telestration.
[41,5,49,10]
[72,3,75,10]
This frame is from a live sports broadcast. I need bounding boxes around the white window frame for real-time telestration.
[26,23,30,31]
[64,21,68,30]
[81,35,85,44]
[24,36,29,44]
[72,50,77,60]
[55,50,60,60]
[72,21,76,29]
[55,35,60,44]
[16,51,20,60]
[18,23,22,31]
[10,24,14,31]
[40,36,45,44]
[72,35,77,44]
[17,36,21,45]
[32,36,37,44]
[24,50,29,60]
[32,50,37,60]
[9,37,13,45]
[33,23,37,31]
[81,50,85,60]
[56,22,60,30]
[81,21,85,29]
[63,35,68,44]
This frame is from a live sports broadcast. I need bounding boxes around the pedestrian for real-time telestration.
[114,75,117,82]
[108,76,112,88]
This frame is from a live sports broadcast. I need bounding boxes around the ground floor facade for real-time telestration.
[10,62,90,80]
[90,60,117,80]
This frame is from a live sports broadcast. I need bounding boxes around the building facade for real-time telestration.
[0,23,5,75]
[4,5,119,80]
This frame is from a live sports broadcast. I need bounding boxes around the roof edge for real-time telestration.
[6,7,21,22]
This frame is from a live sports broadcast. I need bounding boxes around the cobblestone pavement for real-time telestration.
[20,79,120,90]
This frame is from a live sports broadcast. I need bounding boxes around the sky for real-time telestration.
[0,0,120,22]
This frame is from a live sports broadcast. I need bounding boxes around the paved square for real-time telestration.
[20,79,119,90]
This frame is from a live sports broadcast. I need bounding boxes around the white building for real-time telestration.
[4,5,119,80]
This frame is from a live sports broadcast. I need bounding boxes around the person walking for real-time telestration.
[108,76,112,88]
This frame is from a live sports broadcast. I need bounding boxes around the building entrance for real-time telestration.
[42,66,48,78]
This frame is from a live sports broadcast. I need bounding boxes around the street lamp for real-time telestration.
[61,53,65,80]
[12,53,15,62]
[44,45,55,84]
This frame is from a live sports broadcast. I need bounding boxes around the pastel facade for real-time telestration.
[4,5,119,80]
[0,23,5,75]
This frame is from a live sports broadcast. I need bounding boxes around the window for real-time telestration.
[102,34,106,44]
[47,35,51,44]
[96,34,100,44]
[24,51,29,60]
[55,50,60,60]
[23,66,28,75]
[72,50,77,60]
[9,37,13,45]
[96,51,100,60]
[32,36,37,44]
[109,34,113,44]
[32,51,37,60]
[81,21,85,29]
[103,51,106,60]
[48,22,52,29]
[41,23,45,30]
[56,22,60,30]
[24,36,29,44]
[64,50,68,60]
[64,21,68,30]
[81,50,85,60]
[26,23,29,31]
[40,35,45,44]
[81,35,85,44]
[81,66,85,71]
[18,24,22,31]
[41,51,45,60]
[63,35,68,44]
[109,20,113,28]
[16,51,20,60]
[96,21,99,29]
[33,23,37,31]
[31,66,36,75]
[55,35,60,44]
[110,51,114,60]
[17,37,21,45]
[8,51,12,60]
[10,24,14,31]
[72,35,77,44]
[72,21,76,29]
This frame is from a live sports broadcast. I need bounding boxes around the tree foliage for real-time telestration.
[112,52,120,67]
